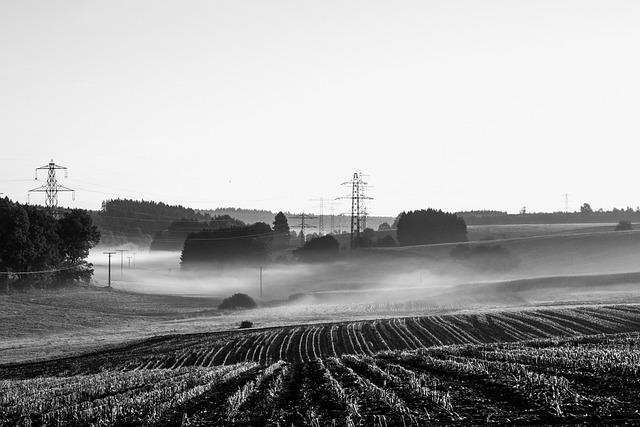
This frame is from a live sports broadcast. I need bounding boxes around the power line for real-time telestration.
[0,264,86,276]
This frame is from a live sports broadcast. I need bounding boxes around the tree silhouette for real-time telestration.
[0,198,99,287]
[396,209,467,246]
[580,203,593,214]
[218,293,258,310]
[180,222,272,268]
[294,234,339,262]
[273,212,291,248]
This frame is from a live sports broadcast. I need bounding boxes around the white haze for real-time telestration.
[89,228,640,316]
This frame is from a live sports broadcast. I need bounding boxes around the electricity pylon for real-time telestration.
[290,211,317,243]
[339,172,372,248]
[29,159,75,218]
[311,197,325,235]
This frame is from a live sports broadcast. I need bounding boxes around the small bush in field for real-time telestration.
[239,320,253,329]
[615,221,632,231]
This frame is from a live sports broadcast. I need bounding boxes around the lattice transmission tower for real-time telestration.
[311,197,325,236]
[340,172,372,248]
[290,211,317,244]
[29,159,75,217]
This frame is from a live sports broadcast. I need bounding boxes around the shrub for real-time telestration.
[294,234,340,262]
[218,293,258,310]
[239,320,253,329]
[615,221,632,231]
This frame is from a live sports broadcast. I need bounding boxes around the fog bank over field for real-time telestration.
[88,228,640,311]
[88,249,456,302]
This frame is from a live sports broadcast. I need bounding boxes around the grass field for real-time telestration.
[2,223,640,425]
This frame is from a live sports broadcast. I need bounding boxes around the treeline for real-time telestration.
[396,209,467,246]
[179,209,471,268]
[92,199,210,246]
[200,208,290,227]
[459,208,640,225]
[180,222,274,268]
[150,215,244,251]
[93,200,397,249]
[0,198,100,290]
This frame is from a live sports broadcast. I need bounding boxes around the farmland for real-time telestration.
[3,224,640,425]
[4,304,640,378]
[3,332,640,426]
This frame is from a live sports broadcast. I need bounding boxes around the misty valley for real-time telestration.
[4,1,639,424]
[3,201,640,426]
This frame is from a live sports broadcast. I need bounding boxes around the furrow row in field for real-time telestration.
[5,333,640,426]
[5,305,640,378]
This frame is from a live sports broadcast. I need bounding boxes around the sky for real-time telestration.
[1,0,639,217]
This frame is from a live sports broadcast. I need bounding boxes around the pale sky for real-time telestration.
[1,1,639,217]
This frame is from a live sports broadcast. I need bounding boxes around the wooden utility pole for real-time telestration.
[104,251,116,287]
[116,249,128,279]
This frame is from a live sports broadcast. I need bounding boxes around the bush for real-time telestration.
[239,320,253,329]
[376,235,398,247]
[218,293,258,310]
[294,234,340,262]
[615,221,632,231]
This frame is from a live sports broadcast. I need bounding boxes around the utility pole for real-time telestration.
[126,256,132,268]
[104,251,116,287]
[116,249,128,280]
[259,266,263,298]
[29,159,75,218]
[132,252,136,269]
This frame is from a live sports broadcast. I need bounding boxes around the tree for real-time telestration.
[0,198,33,275]
[378,222,392,231]
[57,209,101,283]
[180,222,273,268]
[272,212,291,248]
[580,203,593,214]
[294,234,339,262]
[376,235,398,247]
[58,209,101,265]
[354,228,376,248]
[0,198,100,288]
[273,212,290,235]
[218,293,258,310]
[396,209,467,246]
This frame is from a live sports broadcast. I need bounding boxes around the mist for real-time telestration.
[87,227,640,320]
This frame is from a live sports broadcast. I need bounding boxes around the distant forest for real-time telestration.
[93,200,395,248]
[458,207,640,225]
[91,199,639,249]
[91,199,210,247]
